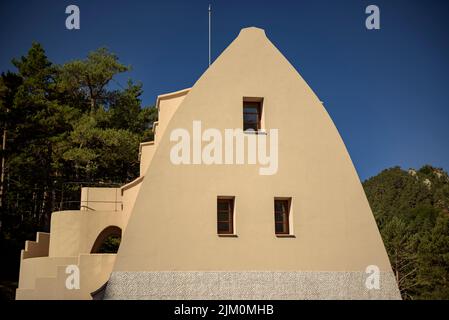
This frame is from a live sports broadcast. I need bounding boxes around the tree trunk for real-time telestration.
[90,97,95,113]
[0,126,6,232]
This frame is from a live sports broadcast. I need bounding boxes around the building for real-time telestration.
[16,27,401,300]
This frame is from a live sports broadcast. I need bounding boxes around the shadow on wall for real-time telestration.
[89,225,122,299]
[90,226,122,254]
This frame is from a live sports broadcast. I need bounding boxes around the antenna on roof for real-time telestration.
[208,4,212,67]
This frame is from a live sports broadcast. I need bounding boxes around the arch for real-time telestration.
[90,225,122,254]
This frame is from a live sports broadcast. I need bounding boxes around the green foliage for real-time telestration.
[98,235,121,254]
[0,43,157,291]
[58,47,129,112]
[363,165,449,299]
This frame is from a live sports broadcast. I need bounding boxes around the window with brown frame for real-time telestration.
[243,101,262,132]
[217,198,234,234]
[274,199,291,235]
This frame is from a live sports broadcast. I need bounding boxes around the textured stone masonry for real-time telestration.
[104,271,401,300]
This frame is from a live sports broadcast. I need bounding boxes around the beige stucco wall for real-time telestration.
[80,187,121,211]
[120,177,144,228]
[17,208,122,299]
[139,142,155,176]
[113,27,393,274]
[18,256,78,290]
[21,232,50,259]
[18,171,127,299]
[76,254,116,299]
[48,210,125,257]
[138,90,188,177]
[17,254,116,300]
[155,89,189,145]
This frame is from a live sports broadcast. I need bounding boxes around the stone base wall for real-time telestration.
[104,271,401,300]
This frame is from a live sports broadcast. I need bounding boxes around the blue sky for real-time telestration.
[1,0,448,181]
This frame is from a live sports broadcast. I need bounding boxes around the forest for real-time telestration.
[364,165,449,299]
[0,43,156,299]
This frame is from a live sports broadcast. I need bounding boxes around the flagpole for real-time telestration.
[208,4,211,66]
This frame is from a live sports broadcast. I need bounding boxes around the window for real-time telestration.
[243,100,262,132]
[217,197,234,234]
[274,199,291,235]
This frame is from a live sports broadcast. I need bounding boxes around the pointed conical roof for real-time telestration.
[105,27,400,299]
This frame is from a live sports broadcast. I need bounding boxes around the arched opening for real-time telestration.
[90,226,122,254]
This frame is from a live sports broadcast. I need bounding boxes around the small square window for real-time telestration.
[274,199,291,235]
[217,197,234,235]
[243,100,262,132]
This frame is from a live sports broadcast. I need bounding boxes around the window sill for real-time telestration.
[244,130,267,135]
[275,234,296,238]
[218,234,238,238]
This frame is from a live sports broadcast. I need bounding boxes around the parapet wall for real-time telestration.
[21,232,50,260]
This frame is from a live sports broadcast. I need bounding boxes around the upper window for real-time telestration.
[274,199,291,235]
[217,197,234,235]
[243,100,262,132]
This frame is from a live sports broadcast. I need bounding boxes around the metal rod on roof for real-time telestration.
[209,4,211,66]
